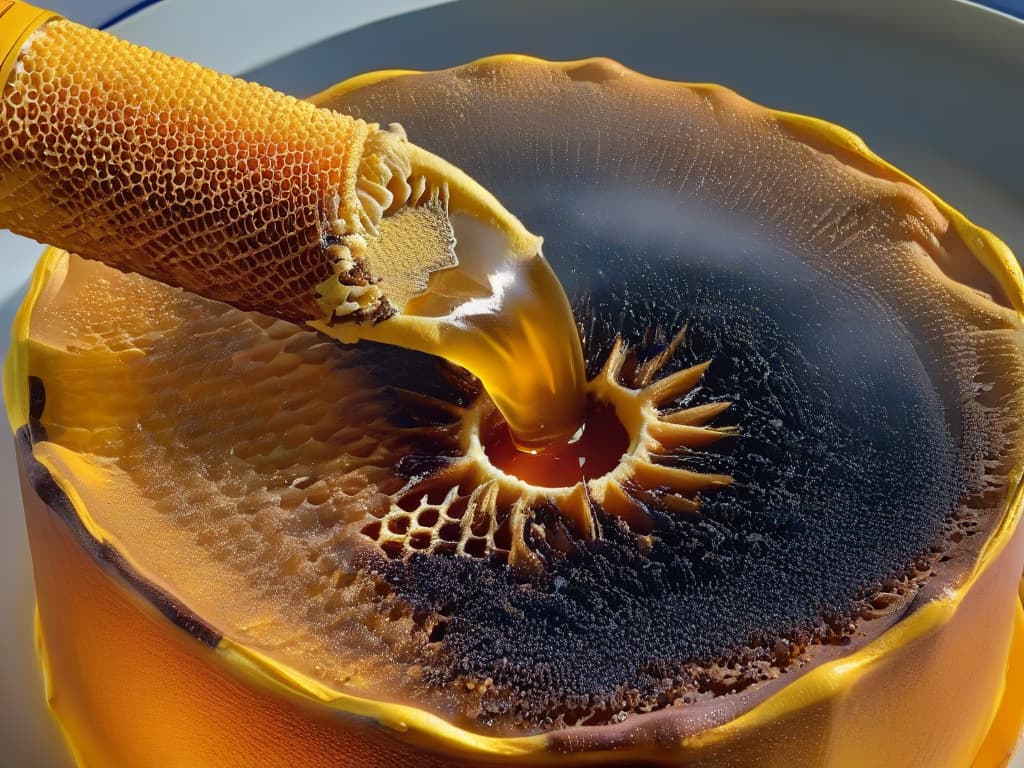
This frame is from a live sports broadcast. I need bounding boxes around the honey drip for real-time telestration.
[318,213,588,452]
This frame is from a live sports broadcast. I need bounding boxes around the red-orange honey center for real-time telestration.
[482,396,629,487]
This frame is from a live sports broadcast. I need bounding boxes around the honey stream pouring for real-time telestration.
[0,1,587,451]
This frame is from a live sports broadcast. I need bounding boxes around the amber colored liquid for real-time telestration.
[342,213,588,451]
[482,396,629,487]
[418,253,587,450]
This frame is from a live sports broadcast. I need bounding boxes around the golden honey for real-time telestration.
[323,219,588,451]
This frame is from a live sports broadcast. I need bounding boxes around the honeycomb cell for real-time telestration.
[0,19,425,324]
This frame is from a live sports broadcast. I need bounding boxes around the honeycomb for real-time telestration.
[0,17,587,452]
[27,255,427,706]
[0,19,427,325]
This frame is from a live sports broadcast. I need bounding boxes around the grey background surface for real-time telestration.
[0,1,1021,765]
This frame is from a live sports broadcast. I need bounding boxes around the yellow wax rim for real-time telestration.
[6,56,1024,764]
